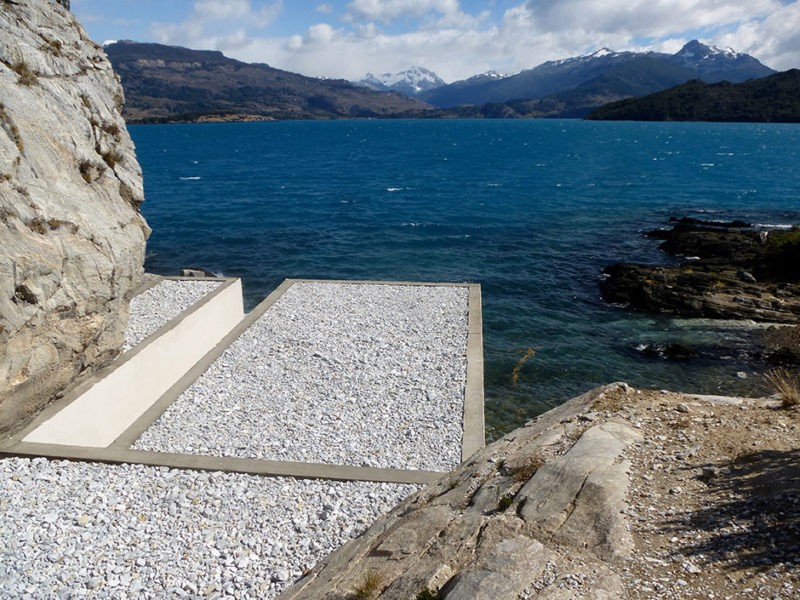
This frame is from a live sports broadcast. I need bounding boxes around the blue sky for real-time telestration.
[71,0,800,81]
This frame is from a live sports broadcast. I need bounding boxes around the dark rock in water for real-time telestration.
[664,342,698,360]
[181,267,218,278]
[600,218,800,323]
[636,342,698,360]
[667,216,753,229]
[761,325,800,365]
[738,270,757,283]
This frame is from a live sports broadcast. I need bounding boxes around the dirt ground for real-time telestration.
[599,387,799,599]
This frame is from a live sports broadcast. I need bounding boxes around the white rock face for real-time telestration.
[0,0,149,432]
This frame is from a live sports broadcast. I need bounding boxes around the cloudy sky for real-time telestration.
[72,0,800,82]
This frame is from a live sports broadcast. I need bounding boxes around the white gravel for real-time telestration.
[133,282,469,472]
[0,456,418,599]
[123,280,222,352]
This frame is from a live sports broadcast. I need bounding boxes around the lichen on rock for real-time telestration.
[0,0,149,433]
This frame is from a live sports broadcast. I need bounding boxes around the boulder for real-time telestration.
[278,384,641,600]
[0,0,149,433]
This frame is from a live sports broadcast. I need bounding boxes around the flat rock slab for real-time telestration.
[278,384,643,600]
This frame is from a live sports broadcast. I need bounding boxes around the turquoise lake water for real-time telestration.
[130,119,800,439]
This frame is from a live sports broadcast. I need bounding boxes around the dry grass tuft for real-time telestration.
[764,368,800,408]
[353,569,384,600]
[512,453,545,483]
[11,61,38,86]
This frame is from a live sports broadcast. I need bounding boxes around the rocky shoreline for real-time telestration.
[600,217,800,365]
[279,383,800,599]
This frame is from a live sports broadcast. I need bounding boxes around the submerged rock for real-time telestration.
[0,0,149,433]
[636,342,698,360]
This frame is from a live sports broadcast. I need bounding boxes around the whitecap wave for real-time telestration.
[179,176,202,180]
[754,223,796,230]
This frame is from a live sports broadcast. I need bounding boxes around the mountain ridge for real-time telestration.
[103,39,779,123]
[103,41,429,123]
[419,40,775,109]
[586,68,800,122]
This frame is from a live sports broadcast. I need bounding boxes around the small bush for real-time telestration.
[101,150,123,169]
[102,122,121,138]
[47,218,78,233]
[0,104,24,152]
[78,160,93,183]
[11,61,38,86]
[416,590,442,600]
[26,218,47,235]
[764,368,800,408]
[512,453,545,483]
[43,39,63,56]
[0,206,19,220]
[353,569,383,600]
[498,494,514,512]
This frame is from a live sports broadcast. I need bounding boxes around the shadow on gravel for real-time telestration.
[676,448,800,571]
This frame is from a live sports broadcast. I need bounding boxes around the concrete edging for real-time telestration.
[2,278,485,485]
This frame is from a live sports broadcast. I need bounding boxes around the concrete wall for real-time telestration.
[22,279,244,447]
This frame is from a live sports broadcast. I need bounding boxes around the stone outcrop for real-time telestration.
[600,218,800,323]
[279,384,643,599]
[279,384,800,599]
[0,0,149,433]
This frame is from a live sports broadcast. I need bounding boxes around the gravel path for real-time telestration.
[123,280,222,352]
[0,457,418,598]
[133,283,469,472]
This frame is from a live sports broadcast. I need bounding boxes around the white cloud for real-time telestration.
[520,0,776,38]
[715,2,800,70]
[346,0,462,23]
[147,0,800,83]
[152,0,283,48]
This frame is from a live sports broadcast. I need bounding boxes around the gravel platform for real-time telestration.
[123,280,222,352]
[133,282,469,472]
[0,456,418,598]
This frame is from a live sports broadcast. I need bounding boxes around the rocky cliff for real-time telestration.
[0,0,149,433]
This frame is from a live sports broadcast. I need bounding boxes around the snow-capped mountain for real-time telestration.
[461,70,510,83]
[358,66,446,96]
[545,47,629,68]
[672,39,741,66]
[667,40,770,82]
[420,40,774,109]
